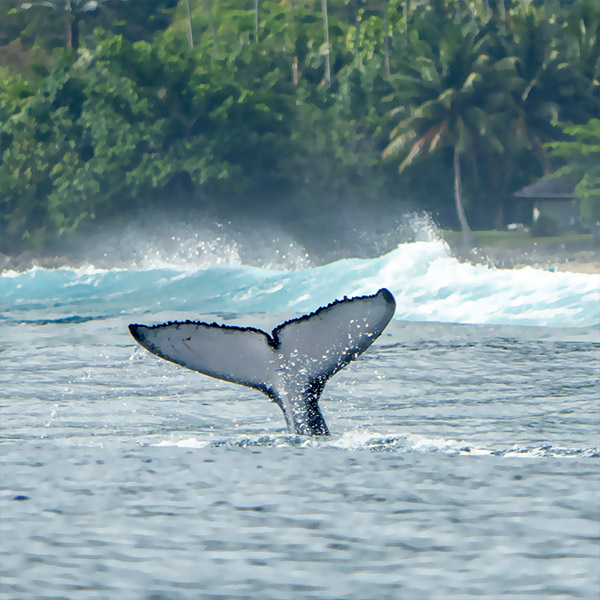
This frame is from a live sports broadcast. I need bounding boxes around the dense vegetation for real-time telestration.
[1,0,598,254]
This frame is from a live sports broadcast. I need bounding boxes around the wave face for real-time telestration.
[2,240,598,327]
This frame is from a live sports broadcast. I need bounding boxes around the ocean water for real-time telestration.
[1,239,599,600]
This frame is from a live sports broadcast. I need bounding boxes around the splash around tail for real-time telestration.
[129,288,396,435]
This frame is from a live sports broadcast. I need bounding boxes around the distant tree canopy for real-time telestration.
[0,0,598,253]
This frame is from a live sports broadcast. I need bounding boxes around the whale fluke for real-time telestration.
[129,288,396,435]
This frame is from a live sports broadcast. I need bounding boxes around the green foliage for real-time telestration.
[0,31,302,249]
[546,119,600,223]
[1,46,155,246]
[1,0,599,253]
[383,21,513,168]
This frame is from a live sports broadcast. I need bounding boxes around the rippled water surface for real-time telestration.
[1,241,599,599]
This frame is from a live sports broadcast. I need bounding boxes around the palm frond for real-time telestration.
[383,130,417,159]
[429,120,448,153]
[398,138,426,173]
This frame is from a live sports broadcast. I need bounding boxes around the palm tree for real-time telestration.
[497,12,562,168]
[482,6,598,212]
[383,21,516,246]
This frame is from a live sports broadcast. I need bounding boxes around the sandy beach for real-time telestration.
[458,246,600,275]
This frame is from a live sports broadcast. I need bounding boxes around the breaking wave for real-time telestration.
[2,239,598,328]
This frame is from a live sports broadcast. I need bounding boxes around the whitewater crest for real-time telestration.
[1,237,598,328]
[151,432,600,459]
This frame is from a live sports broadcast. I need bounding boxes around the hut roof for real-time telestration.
[514,171,580,199]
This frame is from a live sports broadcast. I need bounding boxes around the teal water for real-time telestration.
[1,240,599,599]
[2,241,599,327]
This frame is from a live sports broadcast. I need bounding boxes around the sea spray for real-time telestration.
[1,240,598,328]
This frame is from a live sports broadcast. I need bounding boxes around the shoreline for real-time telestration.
[452,246,600,275]
[2,241,599,276]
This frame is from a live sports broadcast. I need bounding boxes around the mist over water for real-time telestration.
[2,214,598,328]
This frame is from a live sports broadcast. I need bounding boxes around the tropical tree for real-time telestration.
[0,29,300,251]
[2,0,596,255]
[475,2,600,219]
[546,119,600,224]
[561,0,600,122]
[383,20,517,246]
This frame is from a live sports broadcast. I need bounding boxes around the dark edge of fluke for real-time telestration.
[128,288,396,436]
[128,288,395,348]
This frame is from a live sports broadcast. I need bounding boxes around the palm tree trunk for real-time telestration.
[184,0,194,49]
[498,0,506,22]
[254,0,259,40]
[321,0,331,83]
[353,3,361,68]
[205,0,221,58]
[481,0,490,21]
[382,0,391,79]
[66,0,80,52]
[70,15,80,51]
[453,147,474,248]
[290,0,299,85]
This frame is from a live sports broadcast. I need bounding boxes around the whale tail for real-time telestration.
[129,288,396,435]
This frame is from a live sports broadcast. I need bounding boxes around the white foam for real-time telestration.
[3,238,598,328]
[350,242,599,327]
[305,430,485,454]
[154,437,211,449]
[148,430,598,458]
